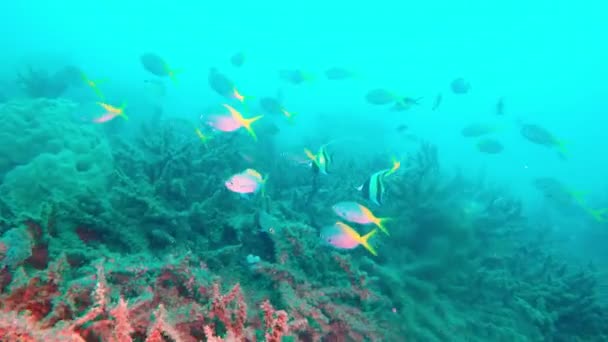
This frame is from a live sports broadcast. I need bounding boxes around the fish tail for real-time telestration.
[261,174,270,197]
[166,64,180,84]
[384,157,401,176]
[585,207,608,222]
[304,149,317,161]
[282,109,298,124]
[195,128,210,148]
[287,112,298,125]
[243,115,263,141]
[375,217,391,236]
[232,87,244,103]
[360,229,378,256]
[119,102,128,120]
[169,72,178,84]
[93,87,105,100]
[569,190,586,205]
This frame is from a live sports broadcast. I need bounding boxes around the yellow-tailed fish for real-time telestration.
[332,201,391,235]
[584,207,608,222]
[94,102,127,123]
[358,159,400,205]
[81,72,105,99]
[321,222,378,256]
[225,168,267,196]
[231,87,255,104]
[195,128,212,147]
[304,144,332,175]
[140,53,180,84]
[222,104,263,141]
[281,108,297,123]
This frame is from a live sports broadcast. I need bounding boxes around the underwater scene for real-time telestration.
[1,0,607,341]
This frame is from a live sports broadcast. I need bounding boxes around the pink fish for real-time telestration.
[206,114,241,132]
[225,169,266,194]
[203,105,263,141]
[93,102,128,123]
[332,201,390,235]
[94,112,119,123]
[224,104,263,140]
[321,222,377,256]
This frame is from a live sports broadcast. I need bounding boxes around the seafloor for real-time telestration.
[0,98,606,341]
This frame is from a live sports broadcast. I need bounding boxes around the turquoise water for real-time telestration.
[1,1,607,341]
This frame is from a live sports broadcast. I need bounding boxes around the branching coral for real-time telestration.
[2,98,606,341]
[16,65,81,99]
[0,256,295,341]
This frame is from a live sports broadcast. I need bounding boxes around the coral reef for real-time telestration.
[16,65,81,98]
[0,257,294,341]
[0,98,606,340]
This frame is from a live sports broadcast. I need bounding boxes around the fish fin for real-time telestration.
[93,87,105,100]
[281,109,298,124]
[232,86,256,104]
[223,104,262,140]
[287,112,298,125]
[376,217,391,236]
[384,157,401,176]
[261,174,269,197]
[195,128,212,148]
[304,149,317,162]
[81,73,106,99]
[360,229,378,256]
[243,115,263,141]
[585,207,608,222]
[568,190,586,205]
[304,149,323,172]
[119,102,128,120]
[166,65,180,84]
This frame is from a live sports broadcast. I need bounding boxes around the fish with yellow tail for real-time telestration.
[280,108,298,124]
[80,72,105,99]
[94,102,127,123]
[225,168,268,196]
[321,222,378,256]
[585,207,608,222]
[305,138,374,175]
[358,158,401,205]
[140,53,180,84]
[224,104,263,141]
[204,105,263,141]
[195,127,213,148]
[519,123,568,159]
[304,144,332,175]
[332,201,391,235]
[231,87,255,104]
